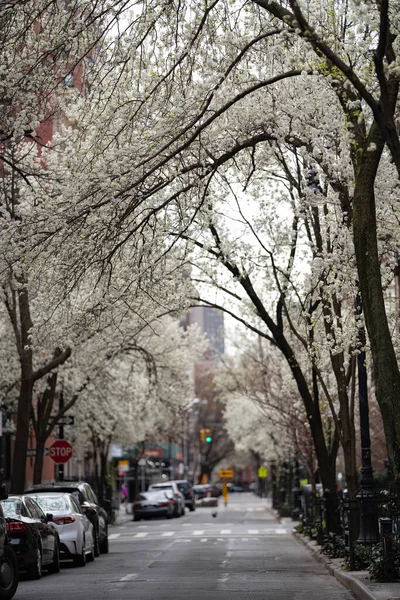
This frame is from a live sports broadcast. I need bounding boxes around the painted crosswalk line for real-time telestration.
[162,532,174,537]
[109,533,121,540]
[134,532,148,538]
[119,574,138,582]
[193,530,205,535]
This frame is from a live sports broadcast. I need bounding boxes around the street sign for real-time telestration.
[27,448,50,457]
[258,466,268,478]
[49,440,72,464]
[57,415,75,426]
[219,469,234,478]
[118,459,130,475]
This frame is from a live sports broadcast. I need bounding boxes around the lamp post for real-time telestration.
[291,458,302,520]
[355,289,379,543]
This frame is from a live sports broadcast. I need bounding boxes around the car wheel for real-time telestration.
[93,530,100,557]
[181,505,185,516]
[190,503,195,512]
[99,533,109,554]
[0,545,18,599]
[73,539,86,567]
[28,545,42,580]
[133,515,141,521]
[48,539,60,573]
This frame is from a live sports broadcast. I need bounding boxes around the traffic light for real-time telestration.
[200,428,212,442]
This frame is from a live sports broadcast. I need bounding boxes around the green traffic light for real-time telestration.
[205,436,212,442]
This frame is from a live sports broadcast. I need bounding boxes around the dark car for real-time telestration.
[192,484,219,499]
[1,495,60,580]
[173,480,195,511]
[133,491,174,521]
[0,485,18,599]
[25,481,109,555]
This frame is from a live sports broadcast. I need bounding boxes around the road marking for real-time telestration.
[217,538,224,541]
[109,533,121,540]
[242,538,248,541]
[162,532,174,537]
[248,529,259,534]
[193,530,205,535]
[200,538,207,542]
[275,529,287,534]
[220,530,231,534]
[119,574,138,582]
[134,532,148,538]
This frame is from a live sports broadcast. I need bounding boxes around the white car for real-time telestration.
[147,482,185,517]
[26,492,95,567]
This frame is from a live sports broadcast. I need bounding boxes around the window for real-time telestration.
[70,496,82,514]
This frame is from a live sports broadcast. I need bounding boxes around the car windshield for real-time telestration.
[151,484,172,490]
[29,495,70,512]
[139,492,167,501]
[1,498,22,517]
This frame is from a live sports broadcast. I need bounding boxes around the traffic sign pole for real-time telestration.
[58,390,64,481]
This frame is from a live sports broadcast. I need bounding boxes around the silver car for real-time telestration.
[147,482,185,517]
[26,492,95,567]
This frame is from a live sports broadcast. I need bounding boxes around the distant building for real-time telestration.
[183,306,224,361]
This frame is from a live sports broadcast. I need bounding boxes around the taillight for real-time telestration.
[133,503,142,509]
[187,490,192,498]
[160,502,169,507]
[174,493,180,498]
[52,516,75,525]
[6,521,26,533]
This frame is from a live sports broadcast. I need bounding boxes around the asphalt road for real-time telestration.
[15,494,354,600]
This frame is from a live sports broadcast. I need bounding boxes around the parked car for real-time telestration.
[133,491,174,521]
[0,484,18,599]
[173,480,195,512]
[26,492,95,567]
[1,495,60,580]
[25,481,109,555]
[147,482,185,517]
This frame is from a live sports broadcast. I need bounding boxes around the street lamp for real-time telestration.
[355,289,379,543]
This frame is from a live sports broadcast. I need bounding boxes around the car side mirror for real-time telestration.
[85,508,97,519]
[45,513,53,523]
[0,484,8,500]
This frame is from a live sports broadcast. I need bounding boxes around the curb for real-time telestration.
[294,532,377,600]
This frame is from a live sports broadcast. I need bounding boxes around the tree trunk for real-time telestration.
[11,377,33,493]
[352,123,400,490]
[33,436,47,485]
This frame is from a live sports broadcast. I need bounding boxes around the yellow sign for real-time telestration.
[258,466,268,478]
[118,460,129,474]
[219,469,234,478]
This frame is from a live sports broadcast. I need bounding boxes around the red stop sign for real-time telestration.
[49,440,73,464]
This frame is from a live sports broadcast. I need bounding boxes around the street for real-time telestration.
[14,495,354,599]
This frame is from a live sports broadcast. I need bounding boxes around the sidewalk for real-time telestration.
[295,532,400,600]
[111,503,134,526]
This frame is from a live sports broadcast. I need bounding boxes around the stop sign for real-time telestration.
[49,440,73,464]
